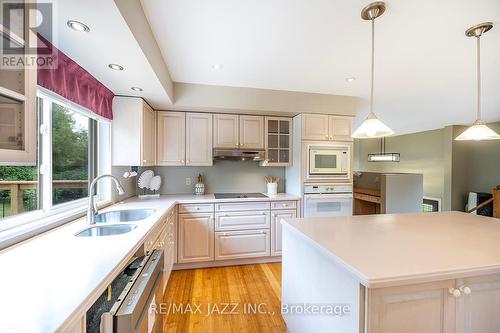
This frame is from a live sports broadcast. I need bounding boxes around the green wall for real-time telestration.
[354,122,500,212]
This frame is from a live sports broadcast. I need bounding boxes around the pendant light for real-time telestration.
[455,22,500,141]
[352,2,394,139]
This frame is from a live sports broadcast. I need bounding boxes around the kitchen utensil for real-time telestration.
[138,170,154,195]
[195,174,205,195]
[150,176,162,193]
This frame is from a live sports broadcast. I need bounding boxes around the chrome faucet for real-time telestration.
[87,174,125,224]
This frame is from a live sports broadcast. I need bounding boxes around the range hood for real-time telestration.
[213,148,265,161]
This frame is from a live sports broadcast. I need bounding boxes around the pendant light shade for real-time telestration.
[352,2,394,139]
[455,120,500,141]
[352,112,394,138]
[455,22,500,141]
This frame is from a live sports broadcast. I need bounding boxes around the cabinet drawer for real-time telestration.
[215,201,270,212]
[178,203,214,214]
[271,201,297,210]
[215,230,270,260]
[215,211,270,231]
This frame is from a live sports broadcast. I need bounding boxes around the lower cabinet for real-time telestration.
[178,212,214,263]
[215,230,270,260]
[367,274,500,333]
[215,210,270,231]
[455,274,500,333]
[271,210,296,256]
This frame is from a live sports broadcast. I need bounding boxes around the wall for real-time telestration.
[354,122,500,212]
[171,83,357,116]
[452,121,500,210]
[153,161,285,195]
[354,128,447,202]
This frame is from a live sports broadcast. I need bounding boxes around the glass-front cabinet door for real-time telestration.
[264,117,292,166]
[0,1,37,164]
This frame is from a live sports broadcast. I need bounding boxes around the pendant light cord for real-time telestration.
[370,18,375,115]
[476,36,481,122]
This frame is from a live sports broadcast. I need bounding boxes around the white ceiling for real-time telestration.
[49,0,171,109]
[141,0,500,134]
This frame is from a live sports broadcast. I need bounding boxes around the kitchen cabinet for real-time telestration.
[301,113,353,142]
[157,111,185,166]
[215,210,270,231]
[367,274,500,333]
[368,280,456,333]
[112,97,156,166]
[160,207,176,293]
[213,114,239,148]
[0,2,37,165]
[264,117,292,166]
[215,229,270,260]
[271,209,296,256]
[186,113,213,166]
[456,274,500,333]
[178,212,214,263]
[212,114,264,149]
[239,115,264,149]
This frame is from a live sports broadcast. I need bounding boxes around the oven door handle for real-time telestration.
[304,194,353,200]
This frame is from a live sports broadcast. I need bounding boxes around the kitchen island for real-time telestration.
[281,211,500,333]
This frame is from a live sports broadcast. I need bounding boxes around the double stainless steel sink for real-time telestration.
[75,209,155,237]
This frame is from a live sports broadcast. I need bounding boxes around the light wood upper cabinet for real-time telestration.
[239,115,264,149]
[157,111,186,166]
[213,114,239,148]
[112,97,156,166]
[186,113,213,166]
[178,213,214,263]
[264,117,292,166]
[0,2,37,165]
[302,114,329,141]
[213,114,264,149]
[330,116,352,141]
[302,113,353,142]
[141,104,156,166]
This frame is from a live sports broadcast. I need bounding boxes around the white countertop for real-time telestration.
[0,193,299,333]
[283,211,500,288]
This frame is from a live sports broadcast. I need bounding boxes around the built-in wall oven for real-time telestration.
[307,144,350,181]
[303,184,353,218]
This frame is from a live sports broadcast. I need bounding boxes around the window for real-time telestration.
[423,197,441,212]
[51,102,92,205]
[0,90,111,232]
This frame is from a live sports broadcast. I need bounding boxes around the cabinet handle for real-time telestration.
[329,136,333,140]
[224,213,229,217]
[283,204,288,207]
[196,207,200,210]
[325,135,329,139]
[459,285,472,295]
[241,143,244,147]
[448,288,461,297]
[181,160,185,164]
[261,212,266,215]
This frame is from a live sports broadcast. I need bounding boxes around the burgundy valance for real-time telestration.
[37,34,114,120]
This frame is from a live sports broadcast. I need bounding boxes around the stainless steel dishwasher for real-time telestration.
[97,249,164,333]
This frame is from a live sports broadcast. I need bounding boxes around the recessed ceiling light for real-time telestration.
[108,64,124,71]
[67,20,90,32]
[345,77,356,82]
[131,87,143,92]
[212,64,223,70]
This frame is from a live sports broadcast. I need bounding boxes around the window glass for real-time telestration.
[0,166,38,219]
[51,103,90,205]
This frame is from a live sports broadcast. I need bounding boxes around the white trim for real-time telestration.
[0,89,112,244]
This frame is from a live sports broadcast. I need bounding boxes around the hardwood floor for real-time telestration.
[162,263,285,332]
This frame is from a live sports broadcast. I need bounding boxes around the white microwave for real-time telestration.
[307,145,350,179]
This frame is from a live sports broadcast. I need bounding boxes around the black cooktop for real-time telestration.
[214,193,268,199]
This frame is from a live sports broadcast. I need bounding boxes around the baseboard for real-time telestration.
[173,256,282,270]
